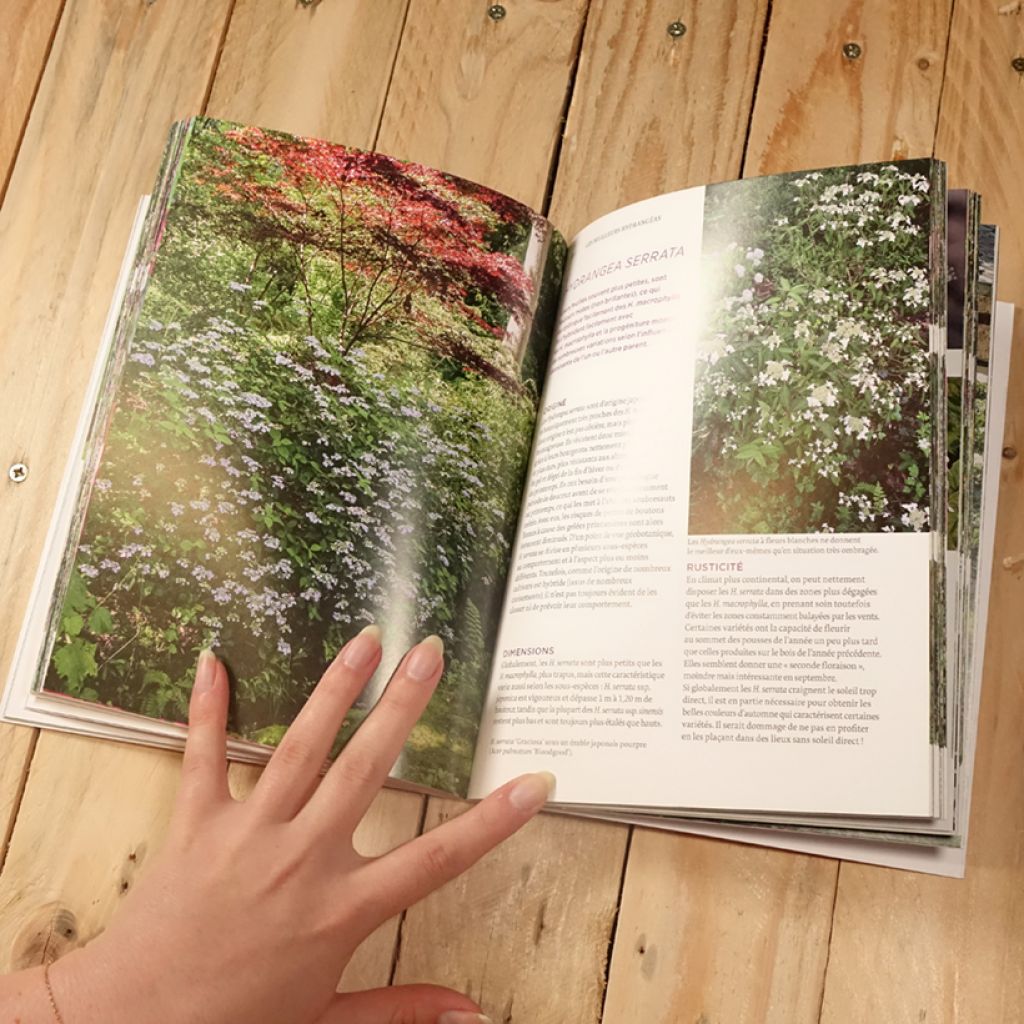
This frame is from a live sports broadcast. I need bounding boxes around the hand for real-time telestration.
[35,628,554,1023]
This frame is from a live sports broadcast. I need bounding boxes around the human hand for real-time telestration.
[42,628,553,1023]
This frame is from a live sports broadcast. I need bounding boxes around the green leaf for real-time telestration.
[62,611,85,637]
[52,640,99,694]
[735,441,764,463]
[65,571,93,614]
[88,606,115,634]
[251,724,289,747]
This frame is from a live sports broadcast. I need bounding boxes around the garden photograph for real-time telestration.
[688,161,940,535]
[42,118,565,793]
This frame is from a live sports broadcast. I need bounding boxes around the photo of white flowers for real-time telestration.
[688,161,940,535]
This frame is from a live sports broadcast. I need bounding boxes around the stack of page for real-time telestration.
[4,118,1013,876]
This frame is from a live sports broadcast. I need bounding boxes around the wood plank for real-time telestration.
[0,0,424,994]
[0,734,182,971]
[376,5,632,1017]
[0,726,36,864]
[549,0,770,241]
[0,0,65,199]
[378,0,590,207]
[0,0,232,968]
[0,0,234,708]
[394,800,627,1024]
[0,0,232,969]
[551,4,838,1021]
[0,737,419,979]
[745,0,953,176]
[0,0,80,889]
[208,0,409,144]
[603,832,837,1023]
[820,0,1024,1018]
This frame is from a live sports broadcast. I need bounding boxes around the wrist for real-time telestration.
[45,943,139,1024]
[0,964,54,1022]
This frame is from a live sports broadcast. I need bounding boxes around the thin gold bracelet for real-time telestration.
[43,959,66,1024]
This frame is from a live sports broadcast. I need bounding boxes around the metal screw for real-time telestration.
[487,4,506,20]
[842,42,863,60]
[1012,56,1024,73]
[917,57,931,71]
[8,462,28,483]
[668,20,687,38]
[1003,445,1018,459]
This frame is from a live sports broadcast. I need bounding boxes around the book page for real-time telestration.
[471,164,941,817]
[590,300,1015,876]
[16,118,565,797]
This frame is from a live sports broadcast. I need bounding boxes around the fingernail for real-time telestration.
[405,635,444,682]
[437,1012,492,1024]
[508,771,556,812]
[341,624,382,671]
[194,649,218,694]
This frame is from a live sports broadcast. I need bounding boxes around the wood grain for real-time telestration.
[208,0,409,144]
[0,0,429,994]
[394,799,628,1024]
[602,832,837,1024]
[0,0,61,880]
[745,0,953,176]
[0,733,183,971]
[0,0,59,943]
[0,0,232,972]
[0,0,234,704]
[378,0,590,207]
[0,742,421,982]
[820,1,1024,1019]
[0,0,65,199]
[0,726,36,865]
[549,0,770,240]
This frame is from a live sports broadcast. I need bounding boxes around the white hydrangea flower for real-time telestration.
[899,503,929,530]
[807,382,838,409]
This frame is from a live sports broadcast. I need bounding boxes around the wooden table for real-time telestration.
[1,2,1022,1020]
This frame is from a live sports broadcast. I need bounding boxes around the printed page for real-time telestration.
[471,163,941,817]
[586,300,1015,877]
[14,117,565,798]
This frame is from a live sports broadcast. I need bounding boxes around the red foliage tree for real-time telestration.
[205,125,534,379]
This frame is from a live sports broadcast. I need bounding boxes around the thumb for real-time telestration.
[317,984,490,1024]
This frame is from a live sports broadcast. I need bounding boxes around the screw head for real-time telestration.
[487,4,506,20]
[667,20,687,38]
[8,462,28,483]
[1003,445,1018,459]
[1012,56,1024,73]
[842,42,863,60]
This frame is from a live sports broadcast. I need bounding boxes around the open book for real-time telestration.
[3,119,1011,870]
